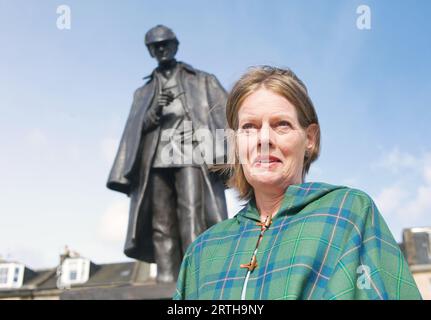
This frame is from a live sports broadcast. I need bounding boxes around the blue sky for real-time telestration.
[1,0,430,269]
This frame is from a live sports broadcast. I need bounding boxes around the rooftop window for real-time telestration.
[0,263,24,289]
[59,258,90,287]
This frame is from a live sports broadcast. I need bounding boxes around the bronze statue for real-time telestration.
[107,25,228,283]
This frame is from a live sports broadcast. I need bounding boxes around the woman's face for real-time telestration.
[236,87,317,194]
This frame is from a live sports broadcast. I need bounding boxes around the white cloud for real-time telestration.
[373,147,419,174]
[401,185,431,221]
[424,155,431,184]
[374,184,408,214]
[374,150,431,235]
[26,128,49,148]
[98,199,129,243]
[66,145,81,161]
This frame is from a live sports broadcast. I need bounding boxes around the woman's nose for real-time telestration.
[257,125,274,152]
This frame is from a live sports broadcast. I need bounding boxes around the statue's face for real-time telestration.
[148,40,178,64]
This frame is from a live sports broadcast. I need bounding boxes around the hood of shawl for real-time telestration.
[235,182,347,223]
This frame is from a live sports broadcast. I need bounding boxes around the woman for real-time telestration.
[173,66,421,300]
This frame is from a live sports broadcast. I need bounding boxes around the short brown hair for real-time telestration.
[224,66,321,200]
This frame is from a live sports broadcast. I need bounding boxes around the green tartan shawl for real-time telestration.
[173,182,422,300]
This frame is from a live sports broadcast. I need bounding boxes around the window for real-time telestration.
[0,267,8,284]
[0,264,24,288]
[59,258,90,287]
[69,270,78,281]
[13,267,20,283]
[414,232,431,264]
[67,260,78,282]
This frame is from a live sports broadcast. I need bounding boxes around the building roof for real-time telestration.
[0,260,154,299]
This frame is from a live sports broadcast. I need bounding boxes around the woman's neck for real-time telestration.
[254,189,285,222]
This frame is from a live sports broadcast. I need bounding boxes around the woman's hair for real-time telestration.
[223,65,321,200]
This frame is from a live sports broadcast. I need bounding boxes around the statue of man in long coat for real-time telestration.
[107,25,228,283]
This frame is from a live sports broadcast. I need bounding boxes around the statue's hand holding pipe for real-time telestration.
[147,92,174,124]
[156,91,185,115]
[144,94,170,128]
[144,91,184,130]
[157,91,175,110]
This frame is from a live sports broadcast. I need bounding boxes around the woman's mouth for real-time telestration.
[253,155,282,168]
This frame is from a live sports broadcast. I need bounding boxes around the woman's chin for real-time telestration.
[249,171,286,188]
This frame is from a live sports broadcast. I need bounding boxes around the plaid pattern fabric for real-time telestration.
[173,182,422,300]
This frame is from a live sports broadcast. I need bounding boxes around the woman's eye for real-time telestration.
[277,120,291,127]
[242,123,256,130]
[238,123,258,135]
[273,120,291,134]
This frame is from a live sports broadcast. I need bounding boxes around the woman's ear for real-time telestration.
[306,123,319,151]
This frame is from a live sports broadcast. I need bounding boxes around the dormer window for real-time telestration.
[403,227,431,266]
[0,263,24,289]
[59,258,90,286]
[0,267,8,285]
